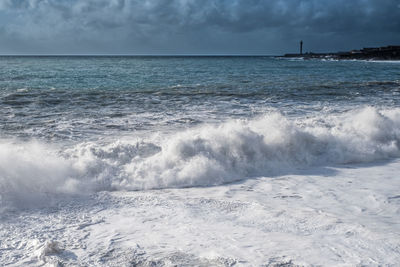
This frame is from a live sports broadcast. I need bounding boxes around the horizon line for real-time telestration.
[0,54,278,57]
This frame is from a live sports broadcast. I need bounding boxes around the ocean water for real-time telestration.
[1,56,400,266]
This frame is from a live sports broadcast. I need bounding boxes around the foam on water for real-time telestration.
[0,142,83,208]
[1,106,400,208]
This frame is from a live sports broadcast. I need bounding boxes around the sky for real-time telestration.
[0,0,399,55]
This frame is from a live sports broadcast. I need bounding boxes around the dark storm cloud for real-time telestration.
[0,0,399,54]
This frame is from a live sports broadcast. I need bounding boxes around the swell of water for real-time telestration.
[1,107,399,208]
[1,57,400,141]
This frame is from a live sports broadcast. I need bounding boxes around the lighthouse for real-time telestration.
[300,40,303,55]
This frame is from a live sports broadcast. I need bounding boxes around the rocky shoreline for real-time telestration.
[282,45,400,60]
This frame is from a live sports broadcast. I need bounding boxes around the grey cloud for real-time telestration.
[0,0,399,54]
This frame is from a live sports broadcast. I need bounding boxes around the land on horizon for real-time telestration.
[283,44,400,60]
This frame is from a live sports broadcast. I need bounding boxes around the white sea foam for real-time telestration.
[0,141,92,209]
[120,106,400,189]
[1,106,400,207]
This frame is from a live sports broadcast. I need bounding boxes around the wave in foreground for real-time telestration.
[1,106,400,208]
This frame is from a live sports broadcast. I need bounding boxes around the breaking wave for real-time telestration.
[1,106,400,207]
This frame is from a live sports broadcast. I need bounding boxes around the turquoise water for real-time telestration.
[1,56,400,194]
[1,56,399,141]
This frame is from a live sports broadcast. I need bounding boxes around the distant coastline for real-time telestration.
[281,45,400,60]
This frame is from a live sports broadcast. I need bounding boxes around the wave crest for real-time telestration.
[1,107,400,207]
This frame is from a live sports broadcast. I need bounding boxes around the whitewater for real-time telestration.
[1,56,400,266]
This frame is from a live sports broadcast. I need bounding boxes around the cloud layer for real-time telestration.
[1,0,400,54]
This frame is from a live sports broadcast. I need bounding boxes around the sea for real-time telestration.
[1,56,400,266]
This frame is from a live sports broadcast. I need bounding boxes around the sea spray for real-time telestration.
[121,107,400,189]
[1,107,400,208]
